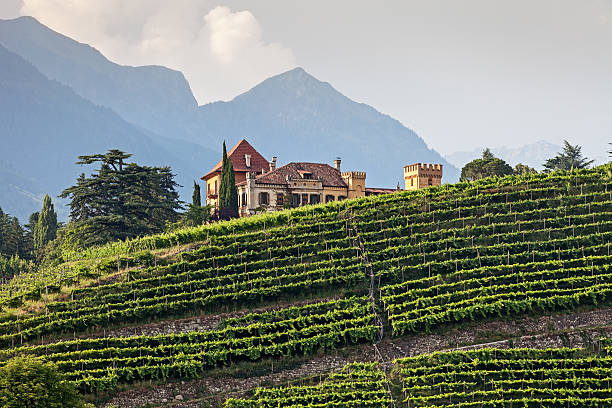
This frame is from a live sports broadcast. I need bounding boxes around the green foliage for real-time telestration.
[397,347,612,407]
[1,298,375,393]
[225,362,390,408]
[0,356,86,408]
[185,204,211,226]
[59,149,183,247]
[0,254,34,278]
[218,141,238,218]
[513,162,537,175]
[34,194,57,253]
[543,140,594,172]
[460,148,514,181]
[192,180,202,207]
[0,207,33,262]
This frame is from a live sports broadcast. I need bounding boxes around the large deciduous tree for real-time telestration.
[543,140,593,172]
[460,148,514,182]
[60,149,182,246]
[0,356,88,408]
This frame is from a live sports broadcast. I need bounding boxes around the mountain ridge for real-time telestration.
[0,43,216,221]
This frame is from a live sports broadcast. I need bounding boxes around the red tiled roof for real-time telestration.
[237,162,348,188]
[202,139,270,180]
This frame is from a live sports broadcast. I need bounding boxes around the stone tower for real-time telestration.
[404,163,443,190]
[342,171,366,199]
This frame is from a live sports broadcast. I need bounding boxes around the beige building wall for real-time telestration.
[404,163,443,190]
[341,171,366,199]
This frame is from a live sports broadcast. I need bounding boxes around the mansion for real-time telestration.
[202,139,442,217]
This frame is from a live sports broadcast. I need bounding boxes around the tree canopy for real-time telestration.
[34,194,57,252]
[543,140,594,172]
[192,180,201,207]
[60,150,182,247]
[0,356,88,408]
[218,142,238,218]
[460,148,514,181]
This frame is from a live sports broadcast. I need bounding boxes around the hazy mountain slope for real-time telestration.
[0,44,216,221]
[0,16,459,191]
[0,16,199,142]
[197,68,460,186]
[445,141,562,171]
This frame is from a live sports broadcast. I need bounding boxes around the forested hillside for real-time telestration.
[0,166,611,406]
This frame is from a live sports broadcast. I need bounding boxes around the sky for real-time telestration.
[1,0,611,160]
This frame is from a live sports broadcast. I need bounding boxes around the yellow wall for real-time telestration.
[342,172,366,199]
[404,164,443,190]
[205,173,222,208]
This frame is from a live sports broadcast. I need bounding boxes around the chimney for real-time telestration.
[270,156,277,172]
[333,157,341,171]
[245,154,251,168]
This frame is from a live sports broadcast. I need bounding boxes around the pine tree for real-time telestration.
[543,140,594,172]
[60,150,182,246]
[192,180,201,207]
[34,194,57,251]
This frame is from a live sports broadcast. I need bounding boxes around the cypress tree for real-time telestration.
[218,141,238,218]
[34,194,57,251]
[218,142,229,208]
[192,180,201,207]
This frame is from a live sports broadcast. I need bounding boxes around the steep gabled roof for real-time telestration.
[239,162,347,188]
[202,139,270,180]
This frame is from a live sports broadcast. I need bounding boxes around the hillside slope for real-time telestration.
[0,167,610,406]
[0,44,216,221]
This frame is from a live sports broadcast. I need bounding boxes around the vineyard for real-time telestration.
[225,362,394,408]
[396,346,612,407]
[1,167,612,406]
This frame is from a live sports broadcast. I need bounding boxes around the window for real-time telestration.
[303,173,312,179]
[411,178,414,187]
[276,193,284,207]
[325,195,335,203]
[428,178,433,186]
[301,194,308,206]
[338,196,347,201]
[310,194,320,205]
[259,192,269,205]
[241,193,247,207]
[292,194,300,207]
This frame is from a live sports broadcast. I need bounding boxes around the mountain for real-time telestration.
[0,16,459,210]
[0,44,216,221]
[196,68,459,187]
[445,140,563,171]
[0,16,199,142]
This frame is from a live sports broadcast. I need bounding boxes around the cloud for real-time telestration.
[0,0,24,19]
[9,1,296,103]
[205,6,261,64]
